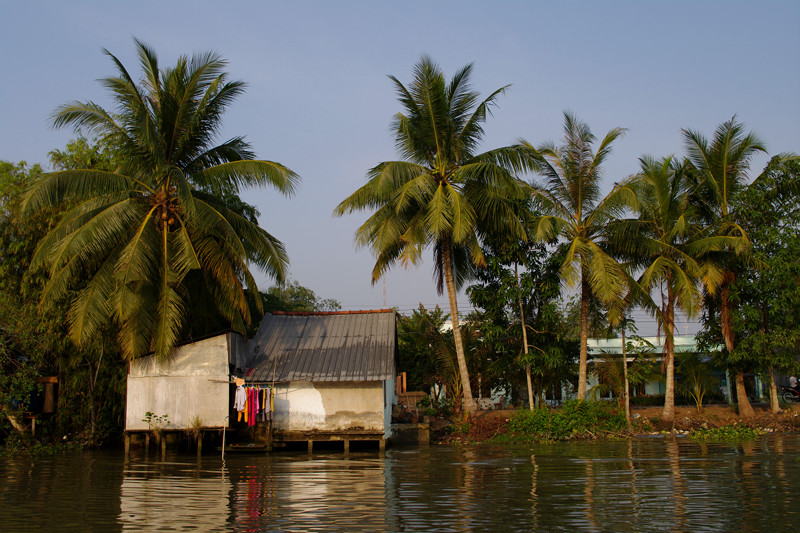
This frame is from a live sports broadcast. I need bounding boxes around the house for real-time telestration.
[125,331,249,433]
[584,335,760,402]
[243,309,397,451]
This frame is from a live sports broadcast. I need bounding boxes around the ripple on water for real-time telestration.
[1,435,799,531]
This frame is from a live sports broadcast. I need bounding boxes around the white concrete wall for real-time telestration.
[273,381,385,432]
[126,377,230,430]
[125,334,232,430]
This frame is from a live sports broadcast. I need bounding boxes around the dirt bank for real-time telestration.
[436,404,800,443]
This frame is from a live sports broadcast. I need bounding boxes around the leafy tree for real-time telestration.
[397,305,449,393]
[0,161,49,435]
[21,39,299,361]
[731,155,800,412]
[48,134,267,341]
[0,159,127,447]
[260,280,342,313]
[396,305,484,404]
[467,217,571,408]
[684,118,766,418]
[561,293,613,341]
[335,56,535,411]
[48,134,121,172]
[527,111,636,401]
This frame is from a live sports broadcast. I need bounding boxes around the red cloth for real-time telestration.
[247,387,260,427]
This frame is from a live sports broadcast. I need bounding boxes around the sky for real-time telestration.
[1,1,798,334]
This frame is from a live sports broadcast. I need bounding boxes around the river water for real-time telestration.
[1,434,799,532]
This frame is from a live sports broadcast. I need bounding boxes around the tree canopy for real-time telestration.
[528,111,635,401]
[335,56,535,411]
[21,39,299,361]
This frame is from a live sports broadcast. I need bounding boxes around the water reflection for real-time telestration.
[666,437,686,529]
[120,462,231,531]
[1,435,800,531]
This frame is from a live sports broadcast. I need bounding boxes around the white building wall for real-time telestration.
[273,381,385,432]
[125,334,233,430]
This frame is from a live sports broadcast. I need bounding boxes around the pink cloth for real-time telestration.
[247,388,259,427]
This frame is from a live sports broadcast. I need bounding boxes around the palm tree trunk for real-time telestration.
[577,274,590,401]
[621,326,631,428]
[516,263,534,410]
[662,287,676,424]
[721,276,755,418]
[442,243,475,412]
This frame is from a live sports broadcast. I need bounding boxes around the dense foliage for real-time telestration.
[2,44,798,450]
[467,222,575,406]
[397,305,450,394]
[0,159,127,449]
[506,400,628,440]
[731,157,800,381]
[259,281,342,314]
[336,56,536,411]
[527,112,635,401]
[22,40,299,362]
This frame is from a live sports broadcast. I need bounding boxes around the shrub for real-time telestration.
[507,400,627,440]
[688,424,764,441]
[417,396,454,418]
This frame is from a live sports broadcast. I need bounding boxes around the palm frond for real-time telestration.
[190,160,298,196]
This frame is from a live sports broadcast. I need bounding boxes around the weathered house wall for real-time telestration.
[245,311,398,440]
[273,381,385,432]
[125,333,245,430]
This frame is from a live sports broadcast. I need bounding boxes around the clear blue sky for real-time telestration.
[1,1,798,330]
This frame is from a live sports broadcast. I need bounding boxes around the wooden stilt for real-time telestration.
[263,424,271,453]
[344,439,350,454]
[161,435,167,457]
[307,440,313,454]
[145,433,150,455]
[379,437,385,453]
[124,433,131,456]
[268,421,273,452]
[197,431,203,457]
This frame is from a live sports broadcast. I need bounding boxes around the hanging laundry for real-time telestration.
[234,383,246,422]
[263,388,274,422]
[258,389,266,423]
[243,387,254,427]
[248,387,259,427]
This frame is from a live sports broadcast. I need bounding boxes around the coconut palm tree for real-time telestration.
[334,56,535,411]
[622,156,704,422]
[527,112,636,401]
[21,39,299,361]
[683,118,766,418]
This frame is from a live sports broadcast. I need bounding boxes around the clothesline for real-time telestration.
[207,379,289,385]
[234,382,275,426]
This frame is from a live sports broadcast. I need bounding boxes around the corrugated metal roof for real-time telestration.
[244,310,396,382]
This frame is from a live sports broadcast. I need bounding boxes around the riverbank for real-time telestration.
[437,403,800,444]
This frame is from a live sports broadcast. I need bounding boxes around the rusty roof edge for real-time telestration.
[271,309,394,316]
